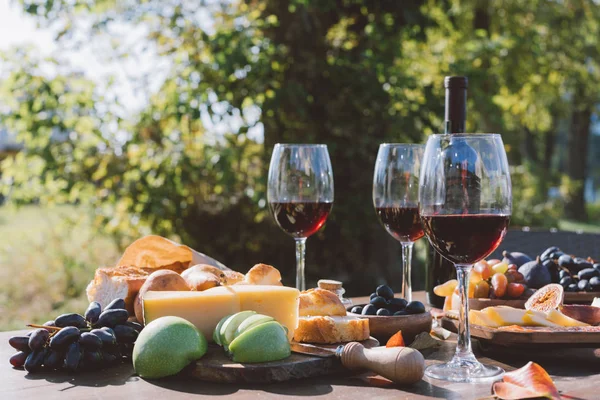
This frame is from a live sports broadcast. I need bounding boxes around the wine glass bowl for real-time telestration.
[373,143,425,302]
[267,144,334,291]
[419,134,511,382]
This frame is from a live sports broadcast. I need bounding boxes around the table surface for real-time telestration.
[2,292,599,400]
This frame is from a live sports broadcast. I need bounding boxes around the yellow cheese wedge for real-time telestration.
[482,306,528,326]
[226,285,300,340]
[469,310,501,328]
[143,287,241,342]
[522,310,561,327]
[143,285,300,342]
[546,309,589,327]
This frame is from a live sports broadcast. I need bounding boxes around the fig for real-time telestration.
[559,305,600,325]
[524,283,564,313]
[518,257,551,289]
[502,251,532,268]
[540,246,560,262]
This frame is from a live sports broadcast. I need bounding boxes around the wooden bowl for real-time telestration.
[347,305,432,344]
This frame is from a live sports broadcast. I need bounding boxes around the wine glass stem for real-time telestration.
[401,242,413,303]
[455,264,475,360]
[295,238,307,291]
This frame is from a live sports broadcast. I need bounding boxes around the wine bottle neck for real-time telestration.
[444,76,468,134]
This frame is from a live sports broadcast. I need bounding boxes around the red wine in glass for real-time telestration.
[270,201,333,238]
[420,214,509,264]
[375,206,424,243]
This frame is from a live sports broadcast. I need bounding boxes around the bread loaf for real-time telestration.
[298,288,346,317]
[293,316,370,344]
[85,266,149,314]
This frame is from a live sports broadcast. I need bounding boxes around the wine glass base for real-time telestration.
[425,358,504,383]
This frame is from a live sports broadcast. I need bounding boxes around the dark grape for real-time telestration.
[560,276,574,287]
[394,310,409,316]
[369,293,377,301]
[44,350,64,370]
[386,298,408,312]
[49,326,81,350]
[376,308,391,316]
[104,299,126,311]
[589,276,600,291]
[119,343,134,359]
[55,313,87,329]
[566,283,578,292]
[113,325,139,343]
[369,296,387,309]
[350,306,363,314]
[83,350,103,366]
[375,285,394,300]
[361,304,377,315]
[9,351,28,368]
[540,246,560,261]
[95,309,129,328]
[8,336,30,352]
[84,302,102,324]
[90,328,116,346]
[101,351,118,364]
[124,321,143,332]
[64,342,82,371]
[405,301,426,314]
[578,268,600,281]
[577,279,591,292]
[79,332,103,350]
[24,349,46,373]
[558,270,570,280]
[28,329,50,351]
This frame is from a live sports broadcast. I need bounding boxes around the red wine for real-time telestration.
[421,214,509,265]
[269,201,332,238]
[375,206,424,243]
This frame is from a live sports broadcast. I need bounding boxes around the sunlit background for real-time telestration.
[0,0,599,330]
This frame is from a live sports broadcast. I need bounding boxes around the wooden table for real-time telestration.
[2,292,599,400]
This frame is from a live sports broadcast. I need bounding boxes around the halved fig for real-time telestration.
[524,284,564,313]
[559,304,600,326]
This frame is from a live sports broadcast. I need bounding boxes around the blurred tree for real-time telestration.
[2,0,600,296]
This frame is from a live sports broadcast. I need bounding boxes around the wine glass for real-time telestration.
[267,144,334,291]
[419,134,511,382]
[373,144,425,303]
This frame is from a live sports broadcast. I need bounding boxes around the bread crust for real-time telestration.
[293,316,369,344]
[299,288,346,317]
[86,266,148,314]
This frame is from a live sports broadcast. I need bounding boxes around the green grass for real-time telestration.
[0,205,120,331]
[558,219,600,234]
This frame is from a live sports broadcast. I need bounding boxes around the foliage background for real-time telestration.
[0,0,599,329]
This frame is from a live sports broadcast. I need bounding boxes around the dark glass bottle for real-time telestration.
[426,76,481,308]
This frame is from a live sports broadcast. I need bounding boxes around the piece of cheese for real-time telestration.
[142,285,300,342]
[225,285,300,340]
[469,310,501,328]
[546,309,589,327]
[143,287,241,342]
[522,310,561,327]
[482,306,528,326]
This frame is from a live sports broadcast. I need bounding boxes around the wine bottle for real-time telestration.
[426,76,481,308]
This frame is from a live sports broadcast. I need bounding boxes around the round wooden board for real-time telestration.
[189,337,379,383]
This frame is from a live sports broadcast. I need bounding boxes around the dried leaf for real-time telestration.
[492,362,560,400]
[386,330,405,347]
[408,332,441,350]
[359,375,395,387]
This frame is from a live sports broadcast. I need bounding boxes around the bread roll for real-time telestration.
[181,267,221,291]
[86,266,149,314]
[189,264,245,285]
[134,270,190,323]
[299,288,346,317]
[238,263,283,286]
[293,316,370,344]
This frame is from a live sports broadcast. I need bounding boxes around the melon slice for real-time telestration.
[469,310,501,328]
[546,309,589,327]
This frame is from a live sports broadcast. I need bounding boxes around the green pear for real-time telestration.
[228,321,290,363]
[133,316,207,379]
[219,311,256,347]
[213,314,233,345]
[234,314,274,338]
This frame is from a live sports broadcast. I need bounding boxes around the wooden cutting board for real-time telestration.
[189,337,379,383]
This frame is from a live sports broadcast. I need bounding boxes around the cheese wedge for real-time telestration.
[142,285,300,342]
[469,310,501,328]
[546,309,589,327]
[522,310,561,327]
[482,306,528,326]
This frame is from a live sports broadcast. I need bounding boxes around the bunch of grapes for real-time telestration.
[8,299,142,373]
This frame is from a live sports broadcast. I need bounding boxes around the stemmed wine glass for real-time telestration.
[419,134,511,382]
[373,144,425,302]
[267,144,334,291]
